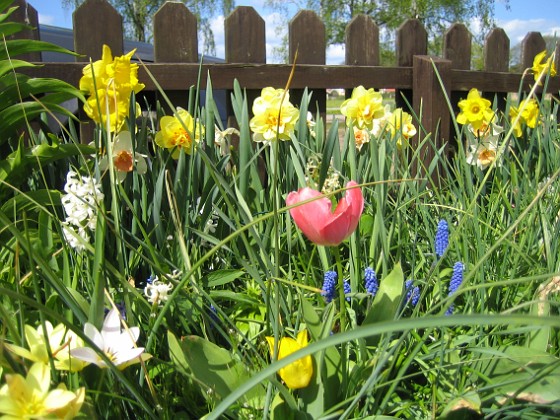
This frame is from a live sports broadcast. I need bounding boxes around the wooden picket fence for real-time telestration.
[10,0,560,179]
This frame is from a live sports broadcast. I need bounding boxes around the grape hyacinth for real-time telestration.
[446,262,465,315]
[343,280,351,301]
[321,271,337,303]
[434,219,449,258]
[405,279,420,307]
[364,267,379,297]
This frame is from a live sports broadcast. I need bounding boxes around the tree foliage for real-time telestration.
[62,0,235,54]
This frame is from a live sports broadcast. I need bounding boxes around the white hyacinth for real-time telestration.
[144,276,174,305]
[61,170,103,250]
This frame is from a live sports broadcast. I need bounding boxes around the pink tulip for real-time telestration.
[286,181,364,246]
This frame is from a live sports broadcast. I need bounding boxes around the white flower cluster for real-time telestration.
[61,170,104,251]
[144,276,174,305]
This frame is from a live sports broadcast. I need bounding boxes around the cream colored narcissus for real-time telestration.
[0,363,84,419]
[250,87,299,143]
[155,107,205,158]
[265,330,313,389]
[100,131,147,182]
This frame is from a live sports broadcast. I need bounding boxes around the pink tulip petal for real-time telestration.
[287,188,333,244]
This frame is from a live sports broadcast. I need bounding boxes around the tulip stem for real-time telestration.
[332,245,348,388]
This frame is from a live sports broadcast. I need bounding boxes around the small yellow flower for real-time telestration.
[80,44,145,132]
[155,107,205,158]
[532,50,557,84]
[0,363,84,419]
[457,88,495,131]
[340,85,385,129]
[265,330,313,389]
[250,87,300,143]
[509,98,540,137]
[353,126,370,151]
[386,108,417,148]
[5,322,87,372]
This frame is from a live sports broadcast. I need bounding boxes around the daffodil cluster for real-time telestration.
[341,86,416,149]
[154,107,205,158]
[249,87,300,143]
[61,169,104,251]
[80,44,145,132]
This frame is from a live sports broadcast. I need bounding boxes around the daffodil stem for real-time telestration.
[332,245,348,388]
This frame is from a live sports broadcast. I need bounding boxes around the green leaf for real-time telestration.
[362,263,404,346]
[204,269,245,288]
[0,39,78,61]
[169,333,265,406]
[1,189,61,214]
[440,391,482,419]
[0,59,35,78]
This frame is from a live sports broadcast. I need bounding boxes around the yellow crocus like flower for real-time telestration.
[340,85,385,130]
[155,107,205,158]
[250,87,300,143]
[0,363,84,419]
[5,322,87,372]
[532,50,557,85]
[266,330,313,389]
[457,88,495,131]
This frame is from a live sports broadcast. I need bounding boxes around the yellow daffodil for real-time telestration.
[155,107,204,158]
[99,131,148,182]
[340,85,385,130]
[532,50,557,84]
[250,87,300,143]
[5,322,87,372]
[386,108,417,148]
[509,98,540,137]
[265,330,313,389]
[353,126,370,151]
[457,88,495,131]
[0,363,84,419]
[80,44,145,132]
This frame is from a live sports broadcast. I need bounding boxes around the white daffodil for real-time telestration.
[100,131,147,183]
[70,309,146,369]
[466,137,501,170]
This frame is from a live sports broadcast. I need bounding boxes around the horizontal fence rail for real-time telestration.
[9,0,560,178]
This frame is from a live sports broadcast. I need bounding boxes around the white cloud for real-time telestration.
[497,18,557,44]
[37,14,56,26]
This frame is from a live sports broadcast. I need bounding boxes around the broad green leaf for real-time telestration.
[1,189,61,214]
[362,263,404,346]
[170,333,265,406]
[0,59,35,78]
[167,331,191,377]
[440,391,482,419]
[0,39,78,61]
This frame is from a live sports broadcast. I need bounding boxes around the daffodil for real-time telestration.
[5,322,87,372]
[0,363,84,419]
[99,131,147,182]
[70,308,148,369]
[532,50,557,84]
[353,126,370,151]
[466,137,501,170]
[385,108,417,148]
[80,44,145,132]
[155,107,205,158]
[340,85,385,130]
[250,87,300,143]
[509,98,540,137]
[457,88,495,131]
[265,330,313,389]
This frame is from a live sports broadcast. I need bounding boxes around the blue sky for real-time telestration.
[28,0,560,63]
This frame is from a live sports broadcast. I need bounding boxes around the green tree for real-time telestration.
[266,0,509,65]
[62,0,235,55]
